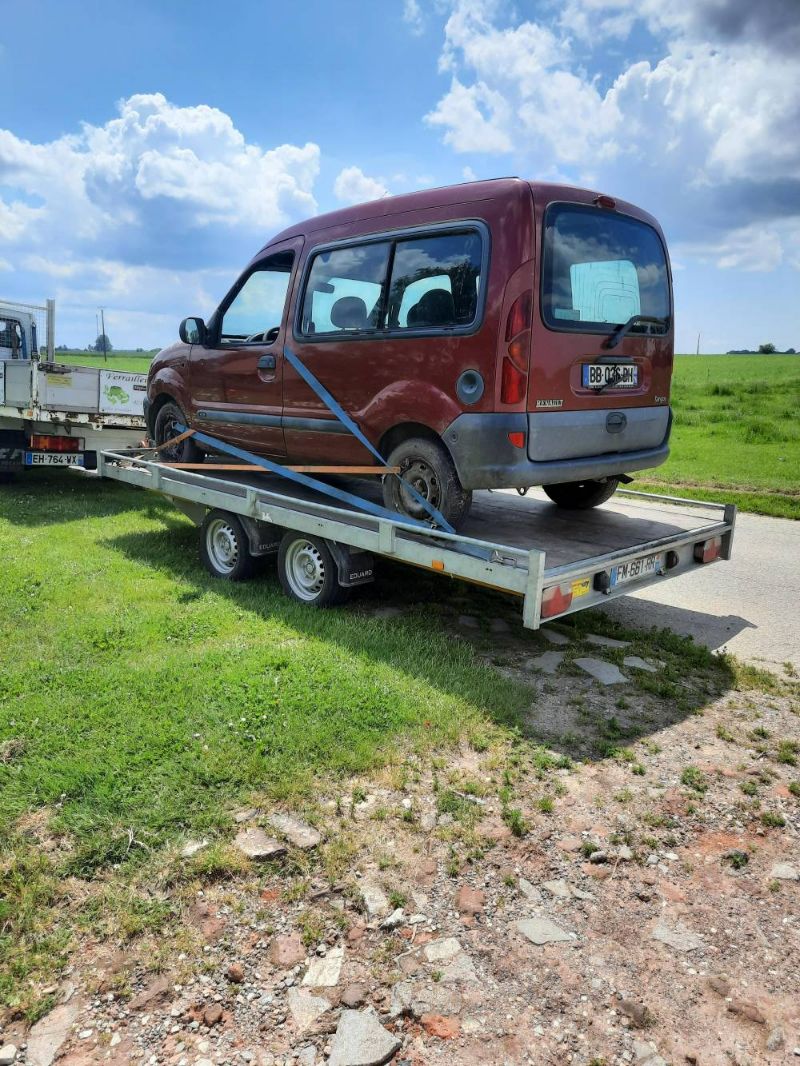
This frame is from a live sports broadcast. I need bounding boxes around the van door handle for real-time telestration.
[258,354,276,371]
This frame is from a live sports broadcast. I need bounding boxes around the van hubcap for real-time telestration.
[397,458,441,519]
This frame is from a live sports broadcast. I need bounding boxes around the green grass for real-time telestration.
[0,471,530,1014]
[635,355,800,519]
[53,350,155,373]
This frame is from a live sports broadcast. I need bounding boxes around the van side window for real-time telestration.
[300,243,391,335]
[220,251,294,345]
[387,232,482,330]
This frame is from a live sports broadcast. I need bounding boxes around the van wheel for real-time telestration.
[543,477,620,510]
[277,532,350,607]
[200,510,256,580]
[154,401,203,464]
[383,437,472,529]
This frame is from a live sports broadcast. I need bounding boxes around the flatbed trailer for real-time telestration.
[98,447,735,629]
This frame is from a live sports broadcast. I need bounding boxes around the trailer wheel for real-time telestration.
[154,401,203,464]
[277,533,349,608]
[543,477,620,510]
[200,510,256,580]
[383,437,472,529]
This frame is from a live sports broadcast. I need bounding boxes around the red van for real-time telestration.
[146,178,673,528]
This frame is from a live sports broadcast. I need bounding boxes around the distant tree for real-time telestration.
[758,342,776,354]
[785,348,796,354]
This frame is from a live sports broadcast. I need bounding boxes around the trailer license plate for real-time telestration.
[25,451,84,467]
[611,552,665,586]
[582,363,638,388]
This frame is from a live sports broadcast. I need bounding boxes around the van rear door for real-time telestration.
[528,199,673,465]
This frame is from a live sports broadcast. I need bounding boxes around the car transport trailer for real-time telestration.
[98,445,735,629]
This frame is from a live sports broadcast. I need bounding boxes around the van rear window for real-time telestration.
[299,228,484,337]
[541,204,670,334]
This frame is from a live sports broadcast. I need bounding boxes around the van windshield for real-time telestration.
[541,204,670,335]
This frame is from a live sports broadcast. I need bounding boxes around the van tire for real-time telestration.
[154,401,203,464]
[383,436,472,529]
[200,510,256,580]
[277,532,350,608]
[543,477,620,510]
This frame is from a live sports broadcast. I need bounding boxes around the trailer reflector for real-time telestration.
[432,559,445,571]
[541,582,573,619]
[29,434,81,452]
[694,536,722,564]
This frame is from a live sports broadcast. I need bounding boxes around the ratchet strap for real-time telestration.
[283,345,455,534]
[174,423,435,532]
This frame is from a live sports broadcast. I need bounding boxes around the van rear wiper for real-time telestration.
[603,315,668,350]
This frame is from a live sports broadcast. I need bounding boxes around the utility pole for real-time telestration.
[99,307,108,364]
[696,332,701,356]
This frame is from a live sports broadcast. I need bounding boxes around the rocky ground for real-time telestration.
[2,619,798,1066]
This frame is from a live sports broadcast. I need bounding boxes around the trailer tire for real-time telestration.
[543,477,620,510]
[277,533,350,608]
[200,510,256,581]
[154,401,203,464]
[383,436,472,529]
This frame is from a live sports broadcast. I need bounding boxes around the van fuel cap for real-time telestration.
[456,369,484,405]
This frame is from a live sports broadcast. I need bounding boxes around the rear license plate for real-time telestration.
[582,363,638,389]
[25,451,84,466]
[611,552,665,587]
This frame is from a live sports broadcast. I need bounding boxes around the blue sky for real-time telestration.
[1,0,798,353]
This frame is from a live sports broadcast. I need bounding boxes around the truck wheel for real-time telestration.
[154,401,203,464]
[383,437,472,529]
[277,532,350,608]
[543,477,620,510]
[200,510,256,580]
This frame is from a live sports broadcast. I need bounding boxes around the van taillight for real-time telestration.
[501,358,527,404]
[505,291,532,341]
[501,290,532,405]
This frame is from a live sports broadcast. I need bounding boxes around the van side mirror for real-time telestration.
[179,317,207,345]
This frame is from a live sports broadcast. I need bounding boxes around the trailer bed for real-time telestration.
[99,449,735,628]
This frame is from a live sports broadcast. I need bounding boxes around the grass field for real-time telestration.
[55,351,155,373]
[637,354,800,518]
[53,350,799,517]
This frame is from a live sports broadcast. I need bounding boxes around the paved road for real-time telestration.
[603,509,799,672]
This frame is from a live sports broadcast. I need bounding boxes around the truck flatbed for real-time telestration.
[98,449,735,628]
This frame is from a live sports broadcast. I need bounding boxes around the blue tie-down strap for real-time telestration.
[283,345,455,534]
[173,423,436,532]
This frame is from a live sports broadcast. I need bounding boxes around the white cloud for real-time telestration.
[423,0,800,270]
[0,93,320,267]
[0,92,322,346]
[333,166,390,204]
[403,0,425,35]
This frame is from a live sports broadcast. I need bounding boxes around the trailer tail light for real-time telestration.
[541,582,573,619]
[694,536,722,564]
[501,291,531,406]
[29,434,80,452]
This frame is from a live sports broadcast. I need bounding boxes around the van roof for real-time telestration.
[261,177,659,253]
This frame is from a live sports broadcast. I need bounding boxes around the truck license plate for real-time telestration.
[25,451,84,467]
[611,552,665,586]
[582,363,638,388]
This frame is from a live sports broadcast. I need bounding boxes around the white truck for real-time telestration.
[0,299,147,475]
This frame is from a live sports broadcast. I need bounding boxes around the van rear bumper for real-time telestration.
[444,409,672,491]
